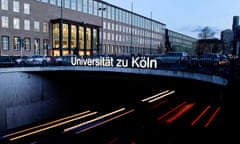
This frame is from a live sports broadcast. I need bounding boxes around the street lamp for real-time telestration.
[59,0,63,56]
[98,7,106,55]
[150,11,152,56]
[130,2,133,55]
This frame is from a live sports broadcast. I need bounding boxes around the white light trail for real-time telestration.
[141,90,170,102]
[9,111,97,141]
[64,108,126,133]
[148,90,175,103]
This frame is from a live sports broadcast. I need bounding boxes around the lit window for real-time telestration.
[79,26,84,49]
[1,16,8,28]
[13,36,20,50]
[62,24,69,48]
[86,28,91,50]
[71,25,77,48]
[24,3,30,14]
[13,0,20,12]
[13,17,20,29]
[24,19,30,30]
[43,22,48,33]
[1,0,8,10]
[53,23,60,48]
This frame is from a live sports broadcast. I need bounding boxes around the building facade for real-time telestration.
[198,39,223,55]
[221,29,233,55]
[0,0,166,56]
[232,16,240,56]
[165,29,198,56]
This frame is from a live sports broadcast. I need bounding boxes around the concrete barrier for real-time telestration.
[0,72,68,130]
[0,66,228,131]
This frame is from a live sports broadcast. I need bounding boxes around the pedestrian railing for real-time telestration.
[0,55,239,80]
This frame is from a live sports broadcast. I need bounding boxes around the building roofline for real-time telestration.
[51,18,100,28]
[166,28,198,40]
[97,0,166,26]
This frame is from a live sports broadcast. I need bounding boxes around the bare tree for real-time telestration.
[198,26,216,39]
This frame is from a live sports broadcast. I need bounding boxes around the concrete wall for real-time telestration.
[0,69,227,131]
[0,72,68,130]
[0,70,147,131]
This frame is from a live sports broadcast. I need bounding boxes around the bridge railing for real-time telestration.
[0,55,239,80]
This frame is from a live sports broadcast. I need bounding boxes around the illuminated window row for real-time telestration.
[52,21,98,56]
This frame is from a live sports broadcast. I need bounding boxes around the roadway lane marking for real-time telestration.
[4,110,91,138]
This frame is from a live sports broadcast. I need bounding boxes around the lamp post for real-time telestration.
[59,0,63,56]
[98,7,106,55]
[150,11,152,56]
[130,2,133,55]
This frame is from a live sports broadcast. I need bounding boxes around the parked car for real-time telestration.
[54,54,76,65]
[191,53,230,66]
[219,54,230,66]
[15,56,29,65]
[26,55,52,65]
[155,51,189,64]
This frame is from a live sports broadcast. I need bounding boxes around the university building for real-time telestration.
[165,29,198,56]
[0,0,166,56]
